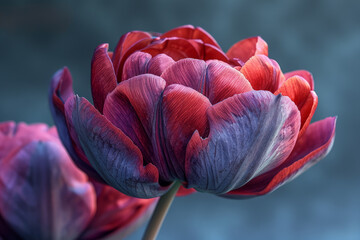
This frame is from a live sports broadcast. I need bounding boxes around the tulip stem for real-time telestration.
[142,181,181,240]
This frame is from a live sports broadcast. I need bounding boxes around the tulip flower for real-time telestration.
[49,25,336,239]
[0,122,156,240]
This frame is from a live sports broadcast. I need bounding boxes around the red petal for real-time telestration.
[71,96,168,198]
[284,70,314,90]
[275,76,318,136]
[158,84,211,180]
[185,91,300,194]
[122,52,152,80]
[91,44,117,113]
[161,59,252,103]
[103,74,166,172]
[226,117,336,197]
[227,36,268,63]
[112,31,153,78]
[147,54,175,76]
[240,55,285,92]
[160,25,221,49]
[142,38,200,61]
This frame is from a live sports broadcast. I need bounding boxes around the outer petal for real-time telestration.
[227,36,268,64]
[112,31,153,79]
[225,117,336,197]
[79,183,156,240]
[160,25,221,49]
[70,96,168,198]
[185,91,300,194]
[91,44,117,113]
[103,74,166,174]
[240,55,285,93]
[122,52,175,80]
[161,59,253,103]
[275,76,318,136]
[284,70,314,90]
[156,84,211,180]
[49,68,104,182]
[0,141,96,240]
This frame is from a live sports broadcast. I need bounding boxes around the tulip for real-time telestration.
[49,24,336,239]
[0,122,156,240]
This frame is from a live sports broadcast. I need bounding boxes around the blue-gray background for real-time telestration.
[0,0,359,239]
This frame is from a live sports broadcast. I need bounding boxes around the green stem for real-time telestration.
[142,181,181,240]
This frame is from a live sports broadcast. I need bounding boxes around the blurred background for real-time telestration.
[0,0,359,239]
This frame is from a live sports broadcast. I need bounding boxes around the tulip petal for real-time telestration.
[122,52,175,80]
[70,96,168,198]
[157,84,211,180]
[91,44,117,113]
[112,31,153,79]
[284,70,314,90]
[0,141,96,240]
[227,36,268,63]
[225,117,336,197]
[275,76,318,136]
[142,38,201,61]
[49,68,104,182]
[103,74,166,173]
[185,91,300,194]
[160,25,221,49]
[161,59,253,103]
[80,183,156,240]
[240,55,285,93]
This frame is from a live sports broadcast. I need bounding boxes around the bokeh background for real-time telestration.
[1,0,359,239]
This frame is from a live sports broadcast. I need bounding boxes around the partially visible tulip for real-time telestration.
[49,25,336,200]
[0,122,156,240]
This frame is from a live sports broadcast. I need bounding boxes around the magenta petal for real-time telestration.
[0,141,96,240]
[71,96,168,198]
[185,91,300,194]
[147,54,175,76]
[91,44,117,113]
[122,52,152,80]
[226,117,336,197]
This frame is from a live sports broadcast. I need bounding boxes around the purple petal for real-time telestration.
[185,91,300,194]
[71,96,168,198]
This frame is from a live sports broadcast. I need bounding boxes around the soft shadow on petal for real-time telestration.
[49,68,104,182]
[160,25,221,49]
[71,96,168,198]
[91,44,117,113]
[284,70,315,90]
[227,36,268,63]
[241,55,285,93]
[185,91,300,194]
[225,117,336,198]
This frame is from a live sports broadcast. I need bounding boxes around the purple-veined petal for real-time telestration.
[91,44,117,113]
[225,117,336,197]
[185,91,300,194]
[70,96,168,198]
[49,68,104,182]
[0,141,96,240]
